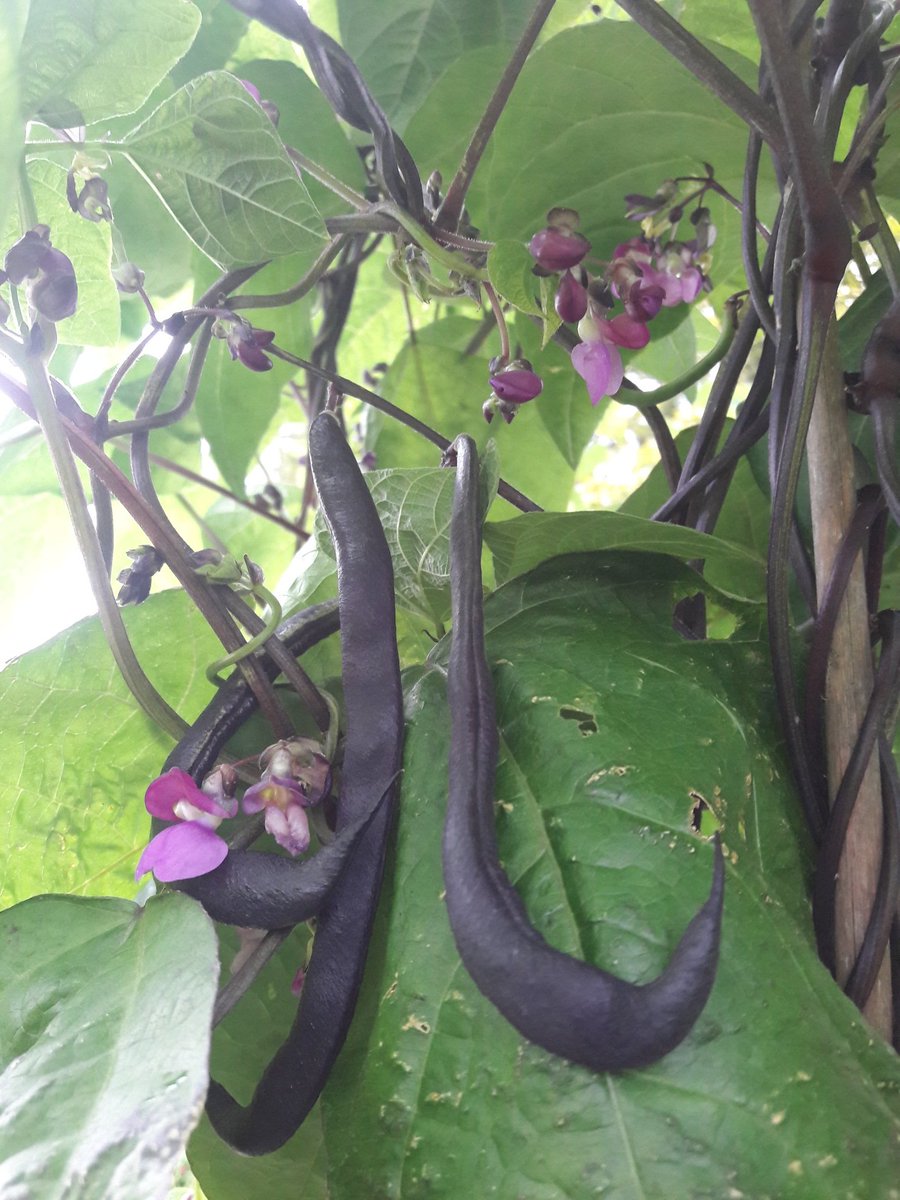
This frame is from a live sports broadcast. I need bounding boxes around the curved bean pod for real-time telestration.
[155,601,387,929]
[444,434,724,1073]
[206,411,404,1153]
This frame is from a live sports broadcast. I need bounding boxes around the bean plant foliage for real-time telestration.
[1,0,899,1197]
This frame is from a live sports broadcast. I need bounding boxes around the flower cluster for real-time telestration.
[529,189,715,406]
[135,739,333,883]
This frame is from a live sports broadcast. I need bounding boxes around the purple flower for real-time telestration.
[623,279,665,322]
[263,804,311,856]
[134,767,236,882]
[489,367,543,404]
[243,775,311,857]
[555,270,588,323]
[571,334,623,406]
[4,226,78,321]
[529,227,591,272]
[225,321,276,371]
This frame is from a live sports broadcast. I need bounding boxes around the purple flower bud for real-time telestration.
[555,270,588,323]
[28,248,78,321]
[239,79,262,103]
[606,313,651,350]
[529,227,590,273]
[489,366,543,404]
[261,100,280,126]
[116,544,164,606]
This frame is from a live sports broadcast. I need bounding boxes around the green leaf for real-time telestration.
[233,60,366,217]
[0,590,220,907]
[285,468,456,628]
[323,553,899,1200]
[193,338,284,498]
[621,422,772,605]
[19,0,201,125]
[0,892,218,1198]
[0,2,26,243]
[484,509,766,601]
[25,157,120,346]
[188,925,329,1199]
[120,71,327,268]
[336,0,538,131]
[487,239,542,317]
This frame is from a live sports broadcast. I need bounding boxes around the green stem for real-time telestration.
[285,146,369,211]
[205,584,284,686]
[377,202,489,281]
[435,0,559,231]
[229,236,346,310]
[616,296,741,407]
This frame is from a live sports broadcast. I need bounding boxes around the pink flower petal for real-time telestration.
[264,803,310,857]
[134,822,228,882]
[145,767,229,820]
[571,341,623,405]
[607,314,651,350]
[642,266,683,306]
[679,267,703,303]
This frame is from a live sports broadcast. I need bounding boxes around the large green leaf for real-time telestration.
[120,72,327,268]
[323,553,899,1200]
[19,0,200,126]
[484,509,766,601]
[336,0,536,131]
[188,925,329,1199]
[0,590,220,907]
[405,24,773,292]
[0,892,218,1199]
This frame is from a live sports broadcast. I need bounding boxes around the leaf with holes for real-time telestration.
[120,72,327,268]
[322,552,900,1200]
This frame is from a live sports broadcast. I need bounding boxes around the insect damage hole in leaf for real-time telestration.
[558,705,598,735]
